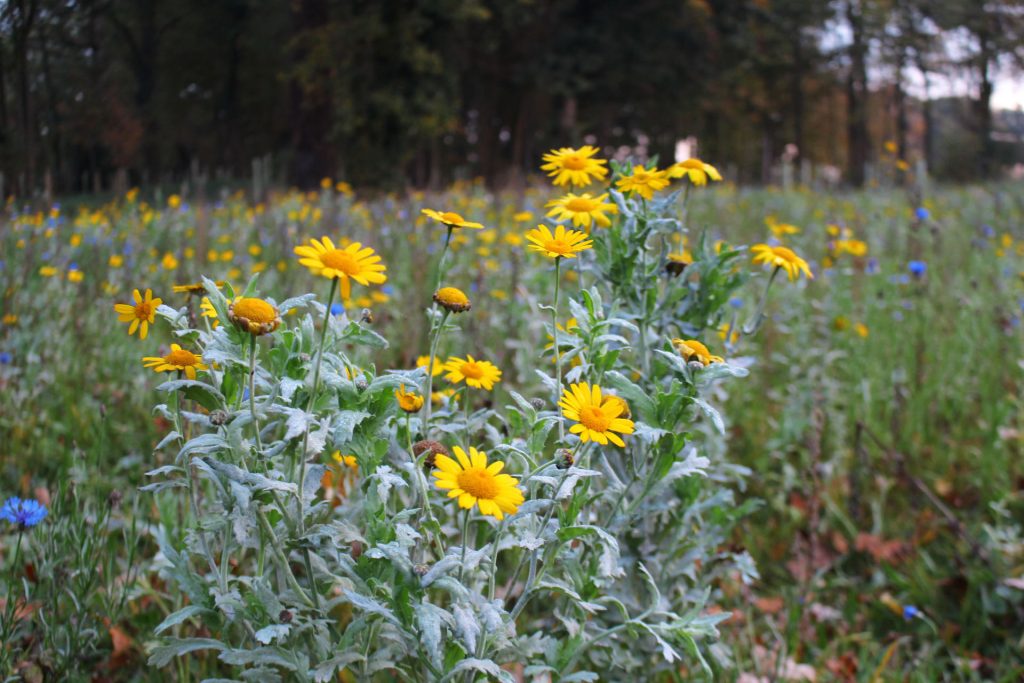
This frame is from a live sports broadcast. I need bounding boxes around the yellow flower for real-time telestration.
[524,224,592,259]
[540,146,609,187]
[417,355,443,377]
[667,158,722,186]
[67,269,84,283]
[2,314,17,325]
[293,237,387,299]
[433,286,471,313]
[432,446,524,520]
[228,297,281,336]
[161,252,179,270]
[421,209,484,230]
[833,239,868,257]
[666,251,693,276]
[395,384,424,413]
[558,382,634,447]
[39,266,58,277]
[717,323,739,345]
[142,344,207,380]
[768,221,801,238]
[70,234,82,247]
[109,254,124,268]
[200,297,219,328]
[672,339,724,366]
[615,165,670,200]
[333,451,358,469]
[248,244,262,256]
[855,323,869,338]
[168,194,181,209]
[114,288,162,340]
[751,244,814,281]
[513,211,534,223]
[444,355,502,391]
[545,192,617,230]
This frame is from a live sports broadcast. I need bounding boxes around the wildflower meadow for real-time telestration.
[1,143,1022,682]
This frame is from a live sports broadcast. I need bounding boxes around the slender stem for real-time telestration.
[463,386,472,442]
[422,310,450,436]
[294,276,337,611]
[552,257,565,442]
[458,509,472,583]
[248,334,262,460]
[406,414,444,558]
[434,226,454,293]
[256,508,315,608]
[742,265,781,335]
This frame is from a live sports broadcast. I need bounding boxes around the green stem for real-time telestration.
[552,257,565,442]
[405,414,444,559]
[256,508,315,608]
[458,509,472,583]
[422,310,450,436]
[742,265,781,335]
[248,334,262,460]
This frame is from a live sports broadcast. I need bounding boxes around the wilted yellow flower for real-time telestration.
[432,446,524,520]
[395,384,424,413]
[540,146,609,187]
[672,339,724,366]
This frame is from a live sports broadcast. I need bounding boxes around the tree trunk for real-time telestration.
[845,0,869,187]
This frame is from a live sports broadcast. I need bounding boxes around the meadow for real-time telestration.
[0,156,1022,681]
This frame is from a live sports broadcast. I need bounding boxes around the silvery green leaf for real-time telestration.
[279,377,303,403]
[365,542,413,574]
[332,410,371,444]
[254,624,291,645]
[277,293,316,315]
[635,623,681,663]
[533,368,557,393]
[303,464,326,501]
[312,653,366,683]
[212,586,244,620]
[341,321,388,349]
[145,464,183,477]
[414,602,452,670]
[155,431,182,451]
[556,467,603,500]
[283,408,315,441]
[691,397,724,434]
[395,523,421,548]
[344,590,400,626]
[442,658,515,683]
[370,465,406,500]
[420,555,461,587]
[561,673,600,682]
[633,422,668,445]
[139,479,187,493]
[451,603,481,654]
[154,605,208,635]
[203,458,297,494]
[148,638,226,667]
[699,360,749,380]
[305,423,329,457]
[506,390,537,421]
[177,433,229,463]
[567,297,590,327]
[219,647,297,670]
[603,371,656,420]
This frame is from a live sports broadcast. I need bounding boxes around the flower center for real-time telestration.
[545,239,572,256]
[440,212,465,224]
[565,197,596,212]
[166,349,198,366]
[320,249,361,275]
[579,405,611,433]
[460,362,485,380]
[562,156,586,170]
[134,302,152,319]
[457,468,499,499]
[233,297,277,322]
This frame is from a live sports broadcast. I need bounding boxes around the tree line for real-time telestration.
[1,0,1022,195]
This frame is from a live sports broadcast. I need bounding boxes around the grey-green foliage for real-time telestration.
[142,178,762,680]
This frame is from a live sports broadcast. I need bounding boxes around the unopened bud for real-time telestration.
[556,448,574,470]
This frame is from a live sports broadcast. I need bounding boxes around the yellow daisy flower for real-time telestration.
[200,297,219,328]
[417,355,443,377]
[751,244,814,281]
[114,288,162,340]
[432,446,524,520]
[545,192,618,230]
[395,384,424,413]
[142,344,208,380]
[443,355,502,391]
[540,146,609,187]
[672,339,724,366]
[524,224,593,260]
[667,158,722,186]
[228,297,281,336]
[433,286,471,313]
[293,237,387,299]
[558,382,634,447]
[615,165,670,200]
[421,209,484,230]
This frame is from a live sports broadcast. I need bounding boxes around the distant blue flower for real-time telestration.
[902,605,919,620]
[242,387,250,401]
[982,224,995,239]
[866,257,880,274]
[0,497,48,529]
[330,303,344,316]
[0,352,11,365]
[68,262,80,272]
[914,207,929,221]
[729,297,744,309]
[908,260,927,277]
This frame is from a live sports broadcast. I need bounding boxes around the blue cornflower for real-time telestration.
[902,605,919,620]
[330,303,344,316]
[0,352,11,365]
[866,257,880,274]
[982,224,995,239]
[729,297,744,309]
[0,497,48,529]
[908,260,927,277]
[914,207,929,221]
